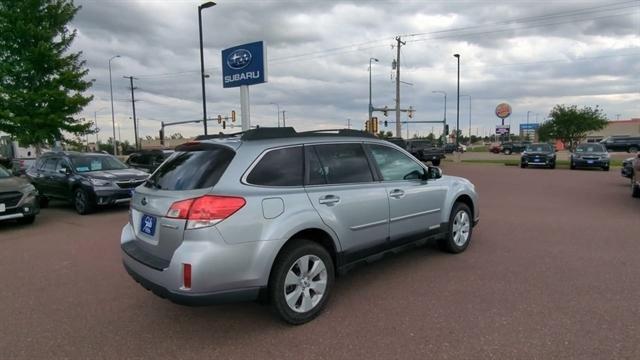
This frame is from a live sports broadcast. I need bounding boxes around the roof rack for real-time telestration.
[193,127,378,142]
[239,127,376,141]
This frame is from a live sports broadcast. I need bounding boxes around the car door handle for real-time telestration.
[389,189,405,198]
[318,195,340,205]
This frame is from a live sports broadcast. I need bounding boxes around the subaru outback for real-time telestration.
[121,128,479,324]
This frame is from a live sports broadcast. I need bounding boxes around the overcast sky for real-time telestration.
[72,0,640,142]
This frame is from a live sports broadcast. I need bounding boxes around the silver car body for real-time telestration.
[121,134,479,303]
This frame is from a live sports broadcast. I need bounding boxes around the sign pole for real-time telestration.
[240,85,250,131]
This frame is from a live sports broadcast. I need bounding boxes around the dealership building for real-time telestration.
[585,118,640,142]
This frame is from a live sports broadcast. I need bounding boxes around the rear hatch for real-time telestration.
[126,142,236,267]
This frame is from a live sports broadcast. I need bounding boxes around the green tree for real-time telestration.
[376,131,393,139]
[537,105,608,150]
[0,0,93,153]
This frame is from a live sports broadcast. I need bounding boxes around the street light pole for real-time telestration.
[270,102,280,127]
[198,1,216,136]
[454,54,460,149]
[461,94,471,143]
[368,57,378,124]
[108,55,120,156]
[432,90,447,143]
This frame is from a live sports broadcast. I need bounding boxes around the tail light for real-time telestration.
[166,195,246,229]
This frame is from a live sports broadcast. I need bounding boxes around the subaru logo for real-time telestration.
[141,197,147,206]
[227,49,252,70]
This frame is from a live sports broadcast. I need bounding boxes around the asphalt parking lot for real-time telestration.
[1,164,639,359]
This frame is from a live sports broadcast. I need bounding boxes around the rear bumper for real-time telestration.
[120,222,281,305]
[522,158,554,166]
[621,167,633,178]
[123,261,260,306]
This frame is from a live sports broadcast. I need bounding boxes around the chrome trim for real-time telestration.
[428,224,441,230]
[114,198,132,204]
[0,213,24,221]
[160,223,179,230]
[349,218,389,231]
[390,208,440,223]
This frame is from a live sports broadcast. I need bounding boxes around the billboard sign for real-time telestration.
[496,125,511,135]
[221,41,267,88]
[519,123,540,131]
[495,103,512,119]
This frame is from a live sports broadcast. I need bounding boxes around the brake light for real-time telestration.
[166,195,246,229]
[166,198,194,219]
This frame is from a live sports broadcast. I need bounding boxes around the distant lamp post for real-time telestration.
[432,91,447,142]
[453,53,460,149]
[108,55,121,155]
[368,57,379,123]
[198,1,216,135]
[460,94,471,142]
[270,102,280,127]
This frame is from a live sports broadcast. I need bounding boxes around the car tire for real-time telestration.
[520,163,527,168]
[432,159,441,166]
[39,196,49,208]
[549,163,556,169]
[438,202,473,254]
[603,166,610,171]
[17,215,36,225]
[629,146,638,153]
[633,177,640,198]
[269,239,334,325]
[504,149,512,155]
[73,188,95,215]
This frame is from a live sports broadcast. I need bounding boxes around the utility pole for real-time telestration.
[124,76,140,150]
[454,54,461,149]
[368,57,378,125]
[395,36,405,138]
[282,110,286,127]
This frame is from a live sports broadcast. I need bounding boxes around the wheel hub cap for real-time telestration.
[284,255,327,313]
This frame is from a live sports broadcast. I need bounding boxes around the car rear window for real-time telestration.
[146,144,235,190]
[576,144,605,152]
[246,146,303,186]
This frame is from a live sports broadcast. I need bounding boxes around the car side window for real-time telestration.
[43,158,58,172]
[311,143,374,184]
[246,146,303,186]
[368,144,425,181]
[55,159,70,172]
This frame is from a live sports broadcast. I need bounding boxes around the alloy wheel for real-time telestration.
[452,210,470,246]
[284,255,327,313]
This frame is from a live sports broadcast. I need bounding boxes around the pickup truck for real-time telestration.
[386,138,445,166]
[501,141,531,155]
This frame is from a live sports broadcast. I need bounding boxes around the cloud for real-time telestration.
[71,0,639,140]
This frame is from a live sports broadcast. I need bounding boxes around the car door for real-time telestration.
[38,158,60,197]
[52,158,73,199]
[304,143,390,261]
[366,143,447,244]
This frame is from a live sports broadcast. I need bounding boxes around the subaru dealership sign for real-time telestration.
[221,41,267,88]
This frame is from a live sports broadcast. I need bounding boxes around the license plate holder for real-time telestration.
[140,214,157,236]
[587,160,594,164]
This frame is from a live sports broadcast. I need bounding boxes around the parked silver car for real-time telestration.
[121,128,479,324]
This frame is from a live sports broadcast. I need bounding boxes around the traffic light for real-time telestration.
[382,105,388,117]
[217,115,222,124]
[365,120,370,132]
[372,117,378,133]
[408,106,414,119]
[222,121,226,130]
[159,128,164,145]
[231,110,236,122]
[445,124,450,135]
[384,120,388,127]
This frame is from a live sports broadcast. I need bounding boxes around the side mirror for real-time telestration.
[427,167,443,180]
[57,167,71,175]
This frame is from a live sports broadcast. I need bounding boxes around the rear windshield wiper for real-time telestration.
[145,178,161,189]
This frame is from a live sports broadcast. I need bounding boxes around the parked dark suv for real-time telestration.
[520,143,556,169]
[600,136,640,153]
[26,152,148,214]
[126,149,174,173]
[386,138,445,165]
